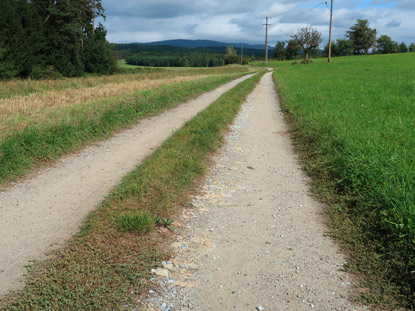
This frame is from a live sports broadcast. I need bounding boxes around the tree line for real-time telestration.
[126,51,225,68]
[119,44,259,68]
[274,19,415,61]
[0,0,116,80]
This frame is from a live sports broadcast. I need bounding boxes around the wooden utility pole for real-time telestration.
[264,17,271,62]
[328,0,334,63]
[241,43,244,65]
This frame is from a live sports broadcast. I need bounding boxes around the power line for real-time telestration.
[284,1,327,21]
[274,0,317,18]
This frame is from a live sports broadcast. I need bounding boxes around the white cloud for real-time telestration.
[100,0,415,45]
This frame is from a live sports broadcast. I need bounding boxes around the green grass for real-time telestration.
[0,72,250,185]
[2,71,264,311]
[116,212,155,233]
[268,53,415,308]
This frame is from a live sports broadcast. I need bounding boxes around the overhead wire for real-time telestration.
[273,0,317,18]
[282,1,328,21]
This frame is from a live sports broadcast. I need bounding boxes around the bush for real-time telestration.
[29,65,63,80]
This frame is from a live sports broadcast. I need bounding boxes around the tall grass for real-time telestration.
[0,66,249,99]
[270,53,415,307]
[3,72,264,311]
[0,75,212,138]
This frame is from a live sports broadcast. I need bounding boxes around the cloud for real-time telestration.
[386,19,401,27]
[100,0,415,45]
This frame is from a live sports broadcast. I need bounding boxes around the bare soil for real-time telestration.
[0,74,252,298]
[138,72,368,311]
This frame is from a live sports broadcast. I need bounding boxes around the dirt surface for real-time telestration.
[0,74,253,298]
[138,72,368,311]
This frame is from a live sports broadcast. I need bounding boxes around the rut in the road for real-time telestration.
[140,72,368,311]
[0,74,253,298]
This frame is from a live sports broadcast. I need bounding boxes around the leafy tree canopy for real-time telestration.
[290,25,322,60]
[346,19,377,55]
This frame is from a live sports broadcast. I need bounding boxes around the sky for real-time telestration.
[99,0,415,46]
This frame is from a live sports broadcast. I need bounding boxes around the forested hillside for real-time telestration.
[0,0,116,80]
[116,43,270,67]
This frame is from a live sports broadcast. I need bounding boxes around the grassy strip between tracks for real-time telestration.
[269,53,415,309]
[0,72,250,185]
[2,71,264,311]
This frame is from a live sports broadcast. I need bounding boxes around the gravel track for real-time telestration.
[139,72,368,311]
[0,74,253,298]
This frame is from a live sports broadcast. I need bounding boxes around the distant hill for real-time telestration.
[145,39,269,50]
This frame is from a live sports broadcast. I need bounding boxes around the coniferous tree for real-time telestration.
[0,0,114,79]
[82,24,116,74]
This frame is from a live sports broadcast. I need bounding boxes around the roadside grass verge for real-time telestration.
[0,66,249,99]
[270,53,415,309]
[0,72,250,185]
[2,71,264,311]
[0,74,214,137]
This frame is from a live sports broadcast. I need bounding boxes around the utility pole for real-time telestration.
[264,17,271,63]
[328,0,334,63]
[241,43,244,65]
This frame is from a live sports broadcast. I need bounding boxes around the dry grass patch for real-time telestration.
[0,75,210,138]
[0,66,249,100]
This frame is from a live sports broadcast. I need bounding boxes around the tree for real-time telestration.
[0,0,115,80]
[82,24,116,74]
[290,26,322,60]
[285,40,301,60]
[225,46,239,65]
[409,43,415,52]
[376,35,398,54]
[399,42,408,53]
[0,46,16,79]
[336,39,354,56]
[274,41,286,61]
[346,19,377,55]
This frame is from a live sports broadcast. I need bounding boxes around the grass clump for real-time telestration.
[116,212,155,233]
[268,53,415,309]
[2,71,265,310]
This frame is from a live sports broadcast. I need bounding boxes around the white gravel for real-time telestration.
[137,72,368,311]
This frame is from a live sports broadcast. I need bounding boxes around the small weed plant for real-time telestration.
[155,216,174,230]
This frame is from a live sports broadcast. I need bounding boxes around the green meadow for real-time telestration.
[268,53,415,307]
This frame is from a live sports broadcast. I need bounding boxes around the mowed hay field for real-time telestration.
[269,53,415,307]
[0,66,250,184]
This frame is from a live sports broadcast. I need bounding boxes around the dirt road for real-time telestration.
[139,72,368,311]
[0,74,253,298]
